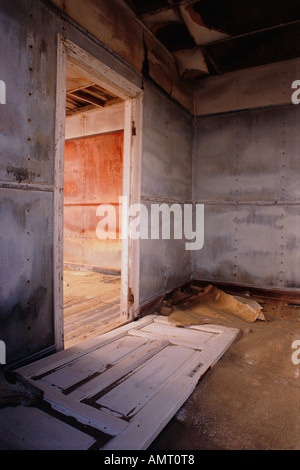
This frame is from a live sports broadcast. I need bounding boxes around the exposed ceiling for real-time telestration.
[66,62,123,115]
[124,0,300,78]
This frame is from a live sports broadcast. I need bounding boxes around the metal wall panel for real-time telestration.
[139,84,193,303]
[193,105,300,289]
[194,106,300,203]
[0,0,58,364]
[0,189,54,363]
[139,201,192,304]
[0,0,56,187]
[141,83,193,203]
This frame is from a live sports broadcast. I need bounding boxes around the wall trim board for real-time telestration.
[138,294,166,318]
[0,181,54,192]
[141,195,194,205]
[63,262,121,276]
[193,201,300,206]
[137,277,300,321]
[62,38,142,100]
[65,130,124,142]
[191,279,300,302]
[65,102,125,140]
[8,345,57,370]
[138,278,191,317]
[194,101,298,120]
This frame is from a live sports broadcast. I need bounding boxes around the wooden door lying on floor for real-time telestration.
[16,315,238,450]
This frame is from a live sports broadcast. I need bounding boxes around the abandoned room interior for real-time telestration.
[0,0,299,451]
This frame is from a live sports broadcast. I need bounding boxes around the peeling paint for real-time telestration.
[173,48,208,77]
[181,5,230,45]
[141,8,178,31]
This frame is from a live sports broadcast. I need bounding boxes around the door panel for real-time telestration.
[16,315,238,450]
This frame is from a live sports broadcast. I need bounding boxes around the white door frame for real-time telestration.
[54,35,143,351]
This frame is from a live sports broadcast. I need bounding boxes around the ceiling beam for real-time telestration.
[133,1,300,49]
[67,83,95,94]
[199,18,300,47]
[201,47,222,74]
[136,0,199,18]
[70,89,105,107]
[66,104,97,116]
[165,0,184,23]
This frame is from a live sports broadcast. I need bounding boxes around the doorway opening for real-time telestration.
[54,37,143,351]
[63,61,125,348]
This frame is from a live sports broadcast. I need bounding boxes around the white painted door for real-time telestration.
[16,315,238,450]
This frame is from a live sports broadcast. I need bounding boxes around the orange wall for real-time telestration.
[64,131,123,272]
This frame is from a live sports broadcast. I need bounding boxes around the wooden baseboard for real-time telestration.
[8,344,57,370]
[191,279,300,302]
[63,263,121,276]
[138,279,192,318]
[138,279,300,317]
[138,294,166,318]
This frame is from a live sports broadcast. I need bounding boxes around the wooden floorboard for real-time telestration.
[63,268,123,349]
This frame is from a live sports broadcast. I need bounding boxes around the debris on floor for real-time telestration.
[0,369,42,408]
[151,296,300,451]
[159,284,265,326]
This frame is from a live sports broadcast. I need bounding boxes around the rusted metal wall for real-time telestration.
[64,132,123,272]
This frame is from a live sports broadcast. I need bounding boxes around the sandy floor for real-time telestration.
[63,268,124,348]
[150,296,300,450]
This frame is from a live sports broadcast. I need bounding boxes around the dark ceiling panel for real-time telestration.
[192,0,300,36]
[125,0,300,77]
[204,22,300,73]
[128,0,170,15]
[156,22,196,51]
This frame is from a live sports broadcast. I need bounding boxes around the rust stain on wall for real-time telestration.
[64,131,124,271]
